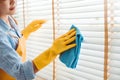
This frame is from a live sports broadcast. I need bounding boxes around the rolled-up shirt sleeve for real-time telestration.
[0,35,35,80]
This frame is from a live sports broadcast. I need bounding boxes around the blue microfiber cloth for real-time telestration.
[59,25,84,68]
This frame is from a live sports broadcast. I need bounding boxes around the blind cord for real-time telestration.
[52,0,56,80]
[108,0,115,79]
[104,0,109,80]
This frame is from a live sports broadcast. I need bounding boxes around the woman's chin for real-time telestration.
[9,11,16,15]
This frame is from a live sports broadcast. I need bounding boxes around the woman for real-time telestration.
[0,0,76,80]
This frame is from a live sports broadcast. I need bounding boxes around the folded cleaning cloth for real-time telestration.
[59,25,84,68]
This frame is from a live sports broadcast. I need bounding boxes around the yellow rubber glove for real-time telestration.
[21,20,46,39]
[33,29,76,70]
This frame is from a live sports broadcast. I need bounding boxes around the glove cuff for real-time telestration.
[21,30,30,39]
[33,48,57,70]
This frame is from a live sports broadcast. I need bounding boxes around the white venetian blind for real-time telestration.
[14,0,120,80]
[14,0,25,30]
[15,0,54,80]
[55,0,105,80]
[25,0,54,80]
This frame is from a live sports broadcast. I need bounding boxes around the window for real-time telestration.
[14,0,120,80]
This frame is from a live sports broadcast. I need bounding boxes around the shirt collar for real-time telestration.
[0,16,22,37]
[8,16,22,37]
[0,17,11,32]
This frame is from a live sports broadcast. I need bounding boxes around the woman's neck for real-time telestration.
[0,15,9,23]
[0,15,11,27]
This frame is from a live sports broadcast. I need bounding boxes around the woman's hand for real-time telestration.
[21,20,46,39]
[51,28,76,55]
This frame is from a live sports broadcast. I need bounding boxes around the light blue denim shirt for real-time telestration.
[0,16,35,80]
